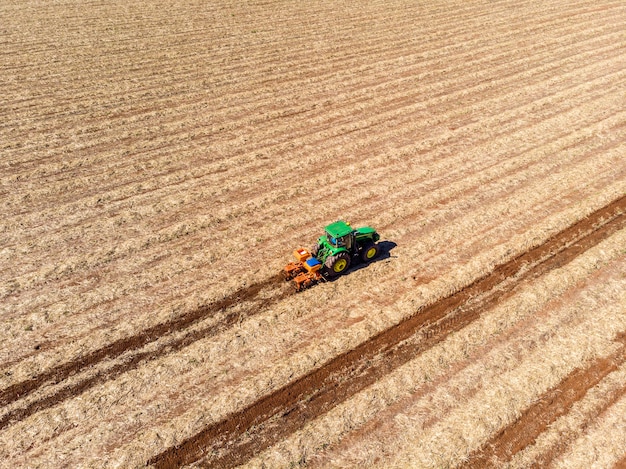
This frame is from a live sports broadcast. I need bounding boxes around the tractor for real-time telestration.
[283,220,381,291]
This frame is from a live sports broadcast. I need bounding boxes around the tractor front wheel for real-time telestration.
[325,252,351,277]
[311,243,321,258]
[361,242,379,262]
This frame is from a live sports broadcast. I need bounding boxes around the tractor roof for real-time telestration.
[325,220,353,238]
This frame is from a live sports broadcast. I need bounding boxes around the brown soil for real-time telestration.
[0,274,288,427]
[615,455,626,469]
[525,377,626,468]
[147,197,626,468]
[2,1,625,466]
[460,334,626,468]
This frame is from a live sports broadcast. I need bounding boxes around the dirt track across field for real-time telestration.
[2,0,625,467]
[0,274,292,430]
[461,334,626,468]
[149,198,626,468]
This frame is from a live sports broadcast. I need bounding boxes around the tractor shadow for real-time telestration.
[324,240,397,282]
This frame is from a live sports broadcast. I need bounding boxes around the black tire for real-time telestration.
[360,242,379,262]
[324,252,351,277]
[311,243,321,258]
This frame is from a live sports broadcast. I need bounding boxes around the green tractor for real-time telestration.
[284,220,381,290]
[311,220,381,277]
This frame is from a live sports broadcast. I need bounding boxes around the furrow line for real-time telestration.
[526,380,626,468]
[0,274,286,409]
[2,1,618,157]
[147,197,626,469]
[460,336,626,468]
[4,33,623,233]
[0,0,586,118]
[0,280,295,430]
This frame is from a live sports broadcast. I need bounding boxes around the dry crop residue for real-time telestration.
[460,335,626,468]
[149,197,626,468]
[1,0,625,467]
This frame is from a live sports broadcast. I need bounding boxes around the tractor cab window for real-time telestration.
[328,234,352,249]
[341,234,352,250]
[327,229,353,249]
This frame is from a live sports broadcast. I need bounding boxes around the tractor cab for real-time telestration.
[325,220,354,250]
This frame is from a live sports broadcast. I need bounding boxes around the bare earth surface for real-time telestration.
[1,0,625,467]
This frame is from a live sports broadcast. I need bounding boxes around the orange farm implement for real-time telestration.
[283,221,381,291]
[283,248,324,291]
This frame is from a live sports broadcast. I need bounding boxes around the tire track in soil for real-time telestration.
[460,333,626,469]
[7,115,616,418]
[147,196,626,469]
[526,375,626,468]
[615,454,626,469]
[0,274,290,423]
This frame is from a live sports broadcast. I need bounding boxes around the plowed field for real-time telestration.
[1,0,625,467]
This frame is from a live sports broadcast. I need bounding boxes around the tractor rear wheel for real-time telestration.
[325,252,351,277]
[361,242,379,262]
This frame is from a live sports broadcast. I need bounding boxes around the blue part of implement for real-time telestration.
[305,258,321,268]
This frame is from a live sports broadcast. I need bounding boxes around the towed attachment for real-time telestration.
[283,248,324,291]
